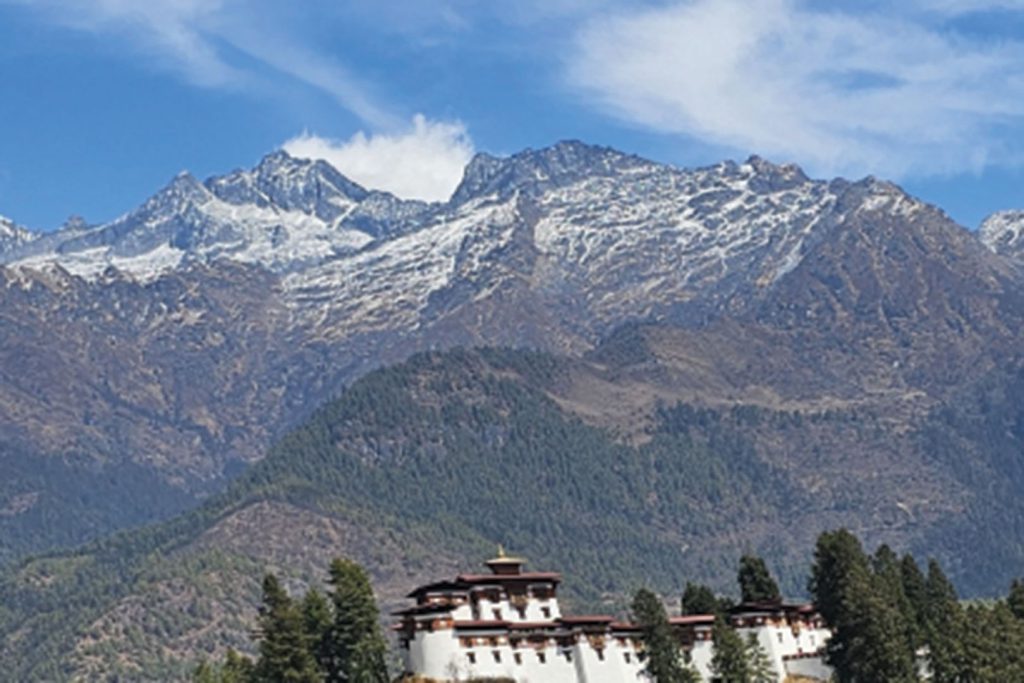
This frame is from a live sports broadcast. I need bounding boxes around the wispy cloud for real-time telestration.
[568,0,1024,178]
[3,0,396,128]
[284,115,475,202]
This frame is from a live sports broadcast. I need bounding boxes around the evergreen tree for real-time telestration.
[923,559,966,683]
[1009,578,1024,620]
[899,553,928,636]
[872,545,918,652]
[254,574,321,683]
[681,581,720,616]
[737,555,780,603]
[302,588,333,674]
[324,558,389,683]
[710,614,751,682]
[632,588,698,683]
[809,530,916,683]
[744,633,776,683]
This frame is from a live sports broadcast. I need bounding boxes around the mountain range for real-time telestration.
[2,141,1024,679]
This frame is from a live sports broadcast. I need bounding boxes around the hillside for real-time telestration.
[3,341,1024,680]
[3,142,1024,569]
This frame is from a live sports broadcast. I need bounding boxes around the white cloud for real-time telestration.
[568,0,1024,178]
[3,0,395,127]
[283,115,475,202]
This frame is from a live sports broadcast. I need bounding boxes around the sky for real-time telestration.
[2,0,1024,231]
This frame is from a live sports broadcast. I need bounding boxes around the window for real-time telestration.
[493,609,502,620]
[624,652,632,664]
[596,649,605,662]
[467,653,476,665]
[541,606,551,618]
[778,632,784,644]
[538,652,547,664]
[492,651,501,663]
[514,653,522,665]
[810,635,816,647]
[564,651,573,663]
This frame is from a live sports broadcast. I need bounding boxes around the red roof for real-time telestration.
[670,615,716,626]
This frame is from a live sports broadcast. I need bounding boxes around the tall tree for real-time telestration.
[302,588,333,674]
[744,633,776,683]
[632,588,698,683]
[872,545,918,652]
[254,574,321,683]
[737,555,781,603]
[923,559,966,683]
[809,529,916,683]
[681,581,720,616]
[324,558,389,683]
[899,553,928,636]
[710,615,751,683]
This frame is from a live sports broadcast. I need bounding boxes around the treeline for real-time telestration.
[633,531,1024,682]
[194,558,388,683]
[634,554,786,683]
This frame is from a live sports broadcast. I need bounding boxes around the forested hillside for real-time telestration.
[4,343,1024,680]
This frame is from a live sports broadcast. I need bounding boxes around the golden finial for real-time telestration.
[497,544,507,558]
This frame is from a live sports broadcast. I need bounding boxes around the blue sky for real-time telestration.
[1,0,1024,231]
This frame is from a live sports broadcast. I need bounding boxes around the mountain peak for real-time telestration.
[204,150,369,220]
[450,140,646,205]
[980,210,1024,258]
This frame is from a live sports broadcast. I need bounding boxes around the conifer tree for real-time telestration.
[872,544,918,652]
[744,633,776,683]
[632,588,698,683]
[324,558,389,683]
[899,553,928,635]
[254,574,321,683]
[710,614,751,682]
[680,581,720,616]
[809,530,916,683]
[737,555,781,603]
[923,559,966,682]
[302,588,333,674]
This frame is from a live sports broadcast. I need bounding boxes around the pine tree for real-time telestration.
[710,615,751,682]
[809,530,916,683]
[254,574,321,683]
[899,553,928,636]
[681,581,720,616]
[872,545,918,653]
[303,588,333,674]
[632,588,698,683]
[744,633,776,683]
[737,555,780,603]
[923,559,966,683]
[324,558,389,683]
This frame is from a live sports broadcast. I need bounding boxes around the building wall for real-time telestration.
[736,620,832,683]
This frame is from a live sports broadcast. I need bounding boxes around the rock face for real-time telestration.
[1,140,1023,566]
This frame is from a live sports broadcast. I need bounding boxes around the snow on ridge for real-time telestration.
[980,210,1024,256]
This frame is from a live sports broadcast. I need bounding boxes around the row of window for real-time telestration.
[465,649,636,666]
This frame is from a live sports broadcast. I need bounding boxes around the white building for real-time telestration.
[396,553,832,683]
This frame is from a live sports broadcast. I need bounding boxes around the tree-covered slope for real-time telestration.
[6,340,1023,680]
[0,348,811,680]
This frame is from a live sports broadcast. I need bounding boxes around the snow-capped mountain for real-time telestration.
[1,141,938,345]
[0,215,37,253]
[3,151,434,278]
[4,139,1024,603]
[980,209,1024,258]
